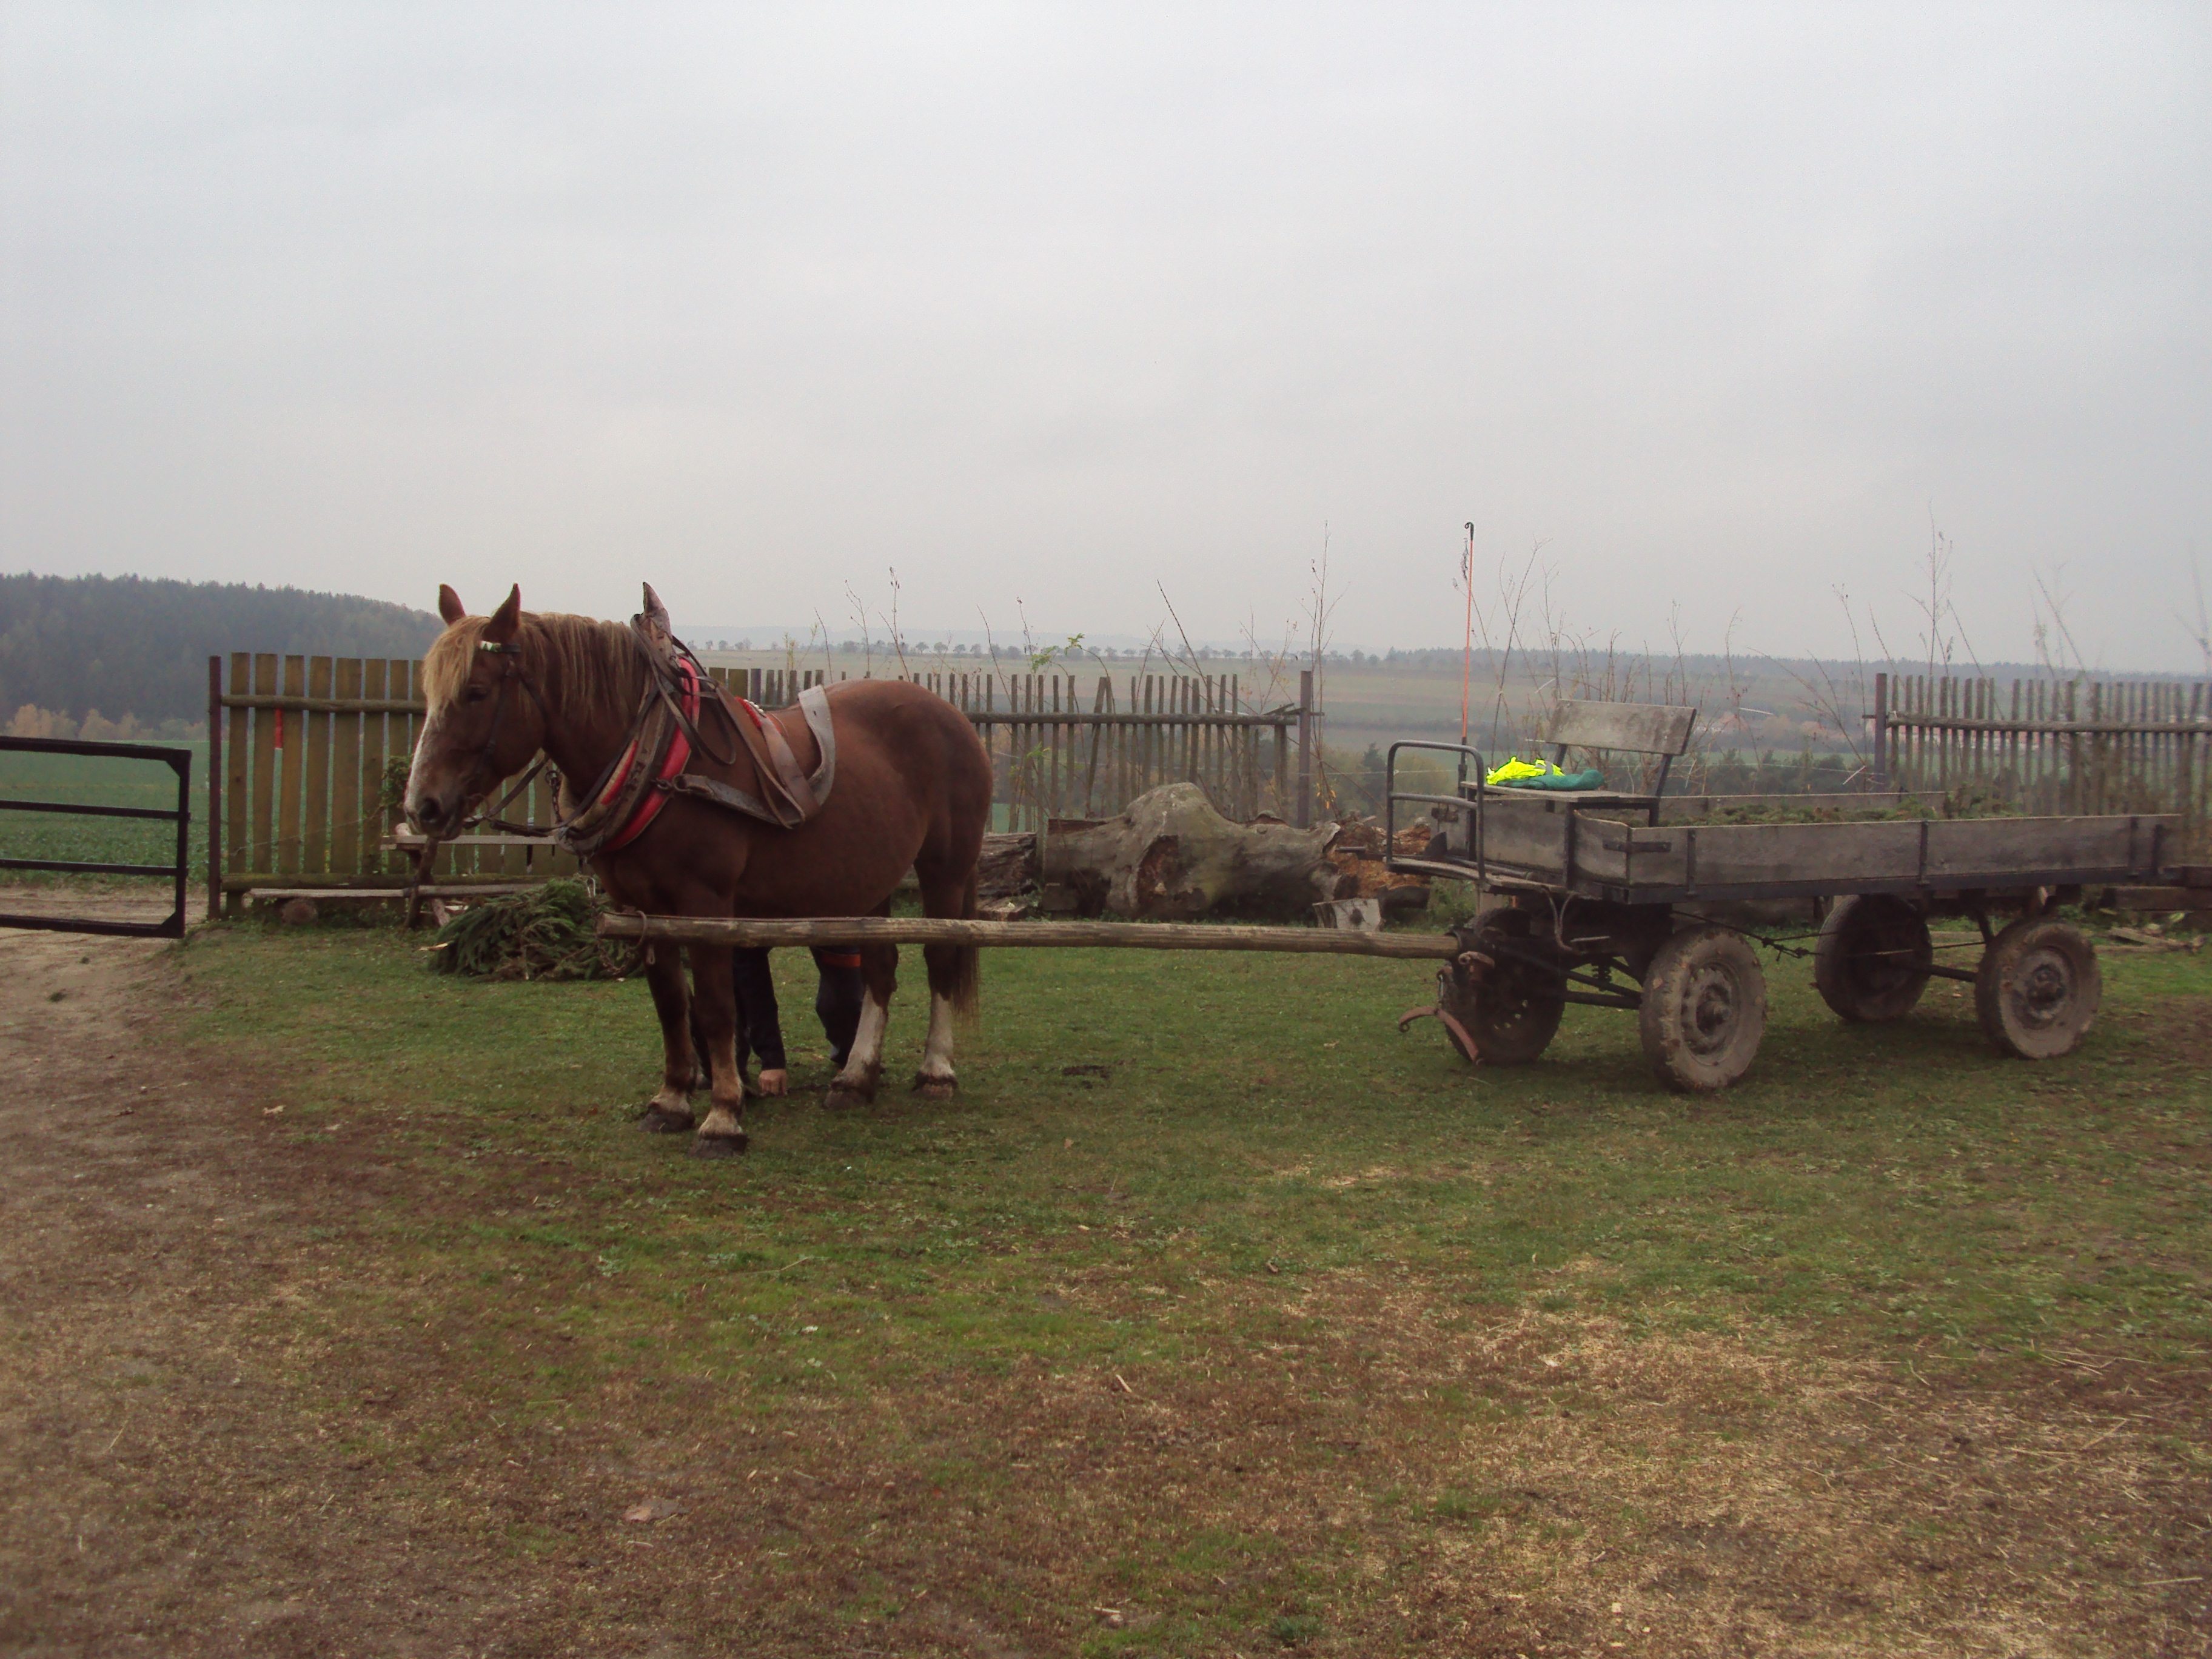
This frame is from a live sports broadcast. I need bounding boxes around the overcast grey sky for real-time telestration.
[3,3,2207,666]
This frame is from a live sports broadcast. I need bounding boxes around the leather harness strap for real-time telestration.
[452,591,837,858]
[565,619,835,855]
[739,696,819,821]
[659,686,835,831]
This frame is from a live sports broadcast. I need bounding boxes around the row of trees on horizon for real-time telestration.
[1,572,2191,728]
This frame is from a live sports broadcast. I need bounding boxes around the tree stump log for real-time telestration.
[1038,783,1350,919]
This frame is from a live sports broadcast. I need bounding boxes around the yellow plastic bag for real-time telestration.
[1485,756,1554,786]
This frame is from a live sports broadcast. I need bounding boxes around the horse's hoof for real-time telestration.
[823,1084,873,1111]
[689,1133,746,1159]
[639,1104,696,1134]
[911,1073,957,1101]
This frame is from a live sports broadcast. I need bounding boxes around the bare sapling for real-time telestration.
[1305,529,1342,816]
[2187,552,2211,676]
[1914,514,1987,680]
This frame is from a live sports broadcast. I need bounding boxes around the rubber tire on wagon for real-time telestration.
[1974,916,2102,1059]
[1443,913,1567,1065]
[1638,925,1768,1091]
[1814,894,1933,1023]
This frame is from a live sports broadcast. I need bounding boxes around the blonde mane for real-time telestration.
[421,611,643,722]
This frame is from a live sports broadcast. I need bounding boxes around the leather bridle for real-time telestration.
[451,637,557,831]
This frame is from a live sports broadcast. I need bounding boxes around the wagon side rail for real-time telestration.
[1557,811,2183,905]
[1382,740,1488,888]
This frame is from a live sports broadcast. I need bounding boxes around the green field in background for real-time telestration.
[0,743,209,879]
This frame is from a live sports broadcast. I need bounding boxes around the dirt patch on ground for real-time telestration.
[2,897,2208,1655]
[0,896,448,1654]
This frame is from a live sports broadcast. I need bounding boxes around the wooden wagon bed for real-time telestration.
[1390,793,2174,904]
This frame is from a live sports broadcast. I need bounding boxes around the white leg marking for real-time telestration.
[699,1028,744,1139]
[918,991,957,1082]
[835,989,890,1088]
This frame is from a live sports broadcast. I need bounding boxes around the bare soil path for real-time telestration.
[0,899,512,1656]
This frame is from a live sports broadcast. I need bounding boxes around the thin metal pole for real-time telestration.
[206,655,223,921]
[173,750,192,934]
[1460,520,1475,745]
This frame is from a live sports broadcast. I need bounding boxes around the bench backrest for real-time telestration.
[1541,699,1697,757]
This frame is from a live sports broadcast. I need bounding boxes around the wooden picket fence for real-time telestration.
[206,655,1315,914]
[1874,671,2211,853]
[915,668,1312,832]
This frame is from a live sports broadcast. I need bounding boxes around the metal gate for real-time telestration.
[0,736,193,939]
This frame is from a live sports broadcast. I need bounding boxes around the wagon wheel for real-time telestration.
[1442,921,1566,1065]
[1974,917,2101,1060]
[1813,894,1932,1023]
[1638,926,1768,1091]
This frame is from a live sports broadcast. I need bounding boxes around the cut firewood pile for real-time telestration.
[1325,814,1436,913]
[975,833,1039,900]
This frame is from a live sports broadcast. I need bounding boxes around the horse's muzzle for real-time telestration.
[407,791,454,834]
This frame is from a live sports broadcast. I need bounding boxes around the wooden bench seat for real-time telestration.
[1480,699,1700,826]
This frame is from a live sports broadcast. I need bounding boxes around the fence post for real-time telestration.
[1871,671,1887,793]
[206,655,222,921]
[1296,670,1314,829]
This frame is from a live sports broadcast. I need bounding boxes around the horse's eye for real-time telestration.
[464,685,491,705]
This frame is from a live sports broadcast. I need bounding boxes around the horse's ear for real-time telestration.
[640,582,671,634]
[438,585,467,625]
[484,585,521,644]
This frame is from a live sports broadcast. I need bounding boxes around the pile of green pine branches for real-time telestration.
[425,880,632,982]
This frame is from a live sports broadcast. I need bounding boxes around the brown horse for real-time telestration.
[403,584,993,1157]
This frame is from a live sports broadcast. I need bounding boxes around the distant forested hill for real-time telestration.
[0,574,442,723]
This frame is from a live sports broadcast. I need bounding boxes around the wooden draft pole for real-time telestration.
[597,913,1460,961]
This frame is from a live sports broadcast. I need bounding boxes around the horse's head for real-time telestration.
[403,583,547,838]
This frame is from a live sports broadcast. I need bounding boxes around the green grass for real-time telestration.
[172,919,2212,1373]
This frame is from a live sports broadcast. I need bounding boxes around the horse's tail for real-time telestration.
[950,866,982,1021]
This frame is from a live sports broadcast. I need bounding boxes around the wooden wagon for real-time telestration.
[1381,699,2180,1088]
